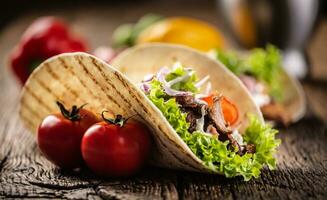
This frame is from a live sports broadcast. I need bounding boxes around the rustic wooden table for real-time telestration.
[0,2,327,199]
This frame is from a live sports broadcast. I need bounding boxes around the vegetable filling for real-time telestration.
[140,62,280,180]
[208,45,290,124]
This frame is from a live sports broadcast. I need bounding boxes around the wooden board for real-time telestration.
[1,3,327,199]
[1,95,326,199]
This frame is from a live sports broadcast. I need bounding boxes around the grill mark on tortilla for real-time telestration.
[55,58,105,109]
[56,57,101,102]
[88,57,146,117]
[110,68,205,171]
[47,62,79,98]
[106,65,201,170]
[79,56,204,172]
[140,113,191,168]
[20,100,43,120]
[58,57,123,114]
[44,62,60,80]
[24,86,52,112]
[156,124,203,171]
[33,77,96,114]
[75,56,123,110]
[44,62,84,105]
[88,57,134,109]
[89,56,140,115]
[44,61,100,113]
[54,58,102,111]
[112,71,150,115]
[19,112,36,132]
[154,130,200,171]
[34,77,63,102]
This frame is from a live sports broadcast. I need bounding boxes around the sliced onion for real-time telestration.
[157,67,170,81]
[139,83,151,93]
[172,62,182,70]
[167,71,193,87]
[142,74,155,82]
[163,85,192,96]
[195,82,212,100]
[196,105,207,132]
[157,67,192,96]
[205,82,212,95]
[195,75,210,88]
[231,130,244,146]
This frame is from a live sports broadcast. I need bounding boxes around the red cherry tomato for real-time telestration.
[81,114,152,177]
[201,92,239,125]
[38,102,99,169]
[220,96,239,125]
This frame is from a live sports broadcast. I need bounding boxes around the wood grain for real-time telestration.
[0,64,326,199]
[1,93,327,199]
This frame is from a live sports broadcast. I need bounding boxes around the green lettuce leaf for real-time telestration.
[213,45,283,101]
[165,63,199,93]
[246,45,283,101]
[214,50,246,76]
[147,68,280,181]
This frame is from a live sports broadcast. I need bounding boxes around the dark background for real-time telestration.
[1,0,326,30]
[1,0,142,29]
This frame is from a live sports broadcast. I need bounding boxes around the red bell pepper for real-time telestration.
[9,17,88,85]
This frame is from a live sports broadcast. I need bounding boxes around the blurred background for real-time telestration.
[0,0,326,79]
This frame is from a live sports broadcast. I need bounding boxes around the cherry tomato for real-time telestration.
[201,93,239,125]
[81,114,152,177]
[201,94,215,107]
[38,102,99,169]
[220,96,239,125]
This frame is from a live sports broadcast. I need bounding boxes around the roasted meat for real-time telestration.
[176,95,205,132]
[261,102,290,126]
[175,94,256,155]
[207,96,232,134]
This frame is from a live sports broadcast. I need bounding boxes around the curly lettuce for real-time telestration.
[165,63,199,93]
[213,45,283,101]
[147,67,280,181]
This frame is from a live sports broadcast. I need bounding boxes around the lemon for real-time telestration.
[137,17,227,51]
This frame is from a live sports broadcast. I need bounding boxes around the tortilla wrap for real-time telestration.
[112,43,305,125]
[19,47,263,173]
[276,68,306,123]
[231,50,306,124]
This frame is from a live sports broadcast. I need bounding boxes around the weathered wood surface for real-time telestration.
[0,88,327,199]
[1,3,327,199]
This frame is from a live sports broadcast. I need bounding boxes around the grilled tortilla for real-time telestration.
[20,45,279,180]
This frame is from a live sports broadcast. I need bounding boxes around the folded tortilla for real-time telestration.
[208,48,306,125]
[19,45,278,179]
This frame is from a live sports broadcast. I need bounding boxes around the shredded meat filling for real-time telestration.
[175,95,256,155]
[206,124,219,136]
[176,95,204,133]
[207,96,232,134]
[261,102,290,126]
[185,110,200,133]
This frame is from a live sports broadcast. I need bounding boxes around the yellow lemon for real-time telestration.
[137,17,227,51]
